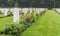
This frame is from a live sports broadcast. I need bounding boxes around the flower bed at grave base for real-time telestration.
[0,11,45,36]
[0,16,36,36]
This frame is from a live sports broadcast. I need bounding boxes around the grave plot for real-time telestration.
[0,8,24,32]
[0,8,47,36]
[0,8,44,36]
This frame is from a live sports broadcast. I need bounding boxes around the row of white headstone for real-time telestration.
[55,8,60,13]
[0,8,47,23]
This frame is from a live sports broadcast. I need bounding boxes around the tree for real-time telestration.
[14,2,18,7]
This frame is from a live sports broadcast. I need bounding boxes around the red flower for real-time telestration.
[25,18,30,22]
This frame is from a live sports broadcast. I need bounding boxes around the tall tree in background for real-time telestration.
[14,2,18,7]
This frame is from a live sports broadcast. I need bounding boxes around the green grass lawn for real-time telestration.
[21,10,60,36]
[0,14,13,31]
[0,14,25,31]
[0,14,25,36]
[0,13,34,36]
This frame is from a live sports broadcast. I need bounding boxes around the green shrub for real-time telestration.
[1,24,24,36]
[23,17,35,25]
[7,11,13,17]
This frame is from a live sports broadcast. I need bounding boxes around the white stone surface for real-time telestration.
[22,8,28,16]
[4,8,9,16]
[19,8,22,13]
[40,8,45,12]
[36,8,40,14]
[13,8,20,23]
[55,8,60,13]
[10,8,14,14]
[19,8,22,11]
[29,8,32,14]
[36,8,45,14]
[0,8,5,13]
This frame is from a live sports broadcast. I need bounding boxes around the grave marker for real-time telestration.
[55,8,60,13]
[22,8,28,17]
[4,8,9,16]
[13,8,20,23]
[29,8,32,15]
[0,8,5,14]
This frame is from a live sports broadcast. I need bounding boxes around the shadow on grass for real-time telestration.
[0,15,13,19]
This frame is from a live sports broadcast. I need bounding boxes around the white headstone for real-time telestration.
[0,8,5,14]
[19,8,21,11]
[13,8,20,23]
[22,8,28,16]
[29,8,32,15]
[39,8,45,13]
[4,8,9,16]
[35,8,45,14]
[37,8,45,12]
[36,8,40,14]
[55,8,60,13]
[19,8,22,13]
[10,8,14,14]
[32,8,36,15]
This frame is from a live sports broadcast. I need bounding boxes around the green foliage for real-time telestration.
[0,14,36,36]
[14,2,19,7]
[1,24,24,36]
[6,11,13,17]
[0,11,41,36]
[0,11,2,14]
[1,0,60,8]
[21,10,60,36]
[23,17,35,25]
